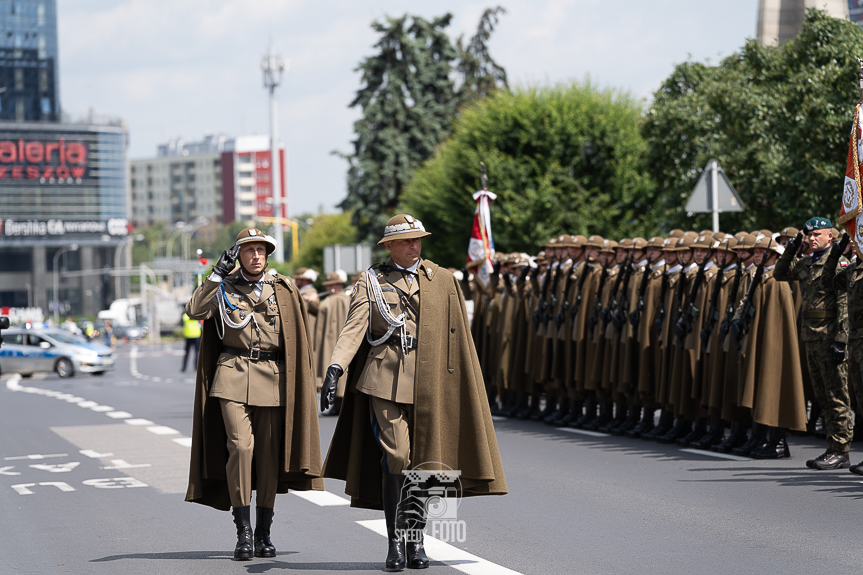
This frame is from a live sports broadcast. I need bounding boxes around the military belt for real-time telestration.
[222,345,280,362]
[804,310,837,319]
[384,334,418,350]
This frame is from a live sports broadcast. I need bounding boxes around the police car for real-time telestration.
[0,328,114,378]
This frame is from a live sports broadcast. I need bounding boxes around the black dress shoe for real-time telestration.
[546,398,570,425]
[689,426,726,450]
[254,507,276,558]
[612,409,642,436]
[626,414,655,438]
[570,409,596,429]
[806,450,851,470]
[712,426,748,453]
[599,414,627,434]
[552,410,576,427]
[642,412,674,441]
[544,409,564,425]
[676,422,707,447]
[231,506,254,561]
[849,460,863,475]
[584,413,612,431]
[732,432,768,457]
[751,433,790,459]
[657,419,692,444]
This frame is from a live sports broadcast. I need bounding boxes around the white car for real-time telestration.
[0,328,115,378]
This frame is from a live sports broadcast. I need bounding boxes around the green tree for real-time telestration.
[644,9,863,232]
[293,212,358,273]
[400,82,655,266]
[456,6,508,106]
[337,14,459,244]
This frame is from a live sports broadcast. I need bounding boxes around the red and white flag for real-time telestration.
[840,102,863,242]
[467,189,497,288]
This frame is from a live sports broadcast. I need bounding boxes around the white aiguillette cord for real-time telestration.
[365,267,408,357]
[215,283,260,341]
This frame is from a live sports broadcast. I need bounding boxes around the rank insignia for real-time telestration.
[350,283,359,298]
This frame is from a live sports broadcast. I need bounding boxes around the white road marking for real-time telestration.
[291,490,350,506]
[40,481,76,492]
[77,401,99,409]
[11,483,36,495]
[147,426,179,436]
[90,405,115,412]
[357,519,523,575]
[491,416,506,422]
[5,453,67,460]
[125,419,155,426]
[80,450,113,459]
[172,437,193,447]
[101,459,152,470]
[106,411,132,419]
[12,482,76,495]
[679,448,752,461]
[83,477,149,489]
[29,462,80,473]
[559,428,609,438]
[0,466,20,476]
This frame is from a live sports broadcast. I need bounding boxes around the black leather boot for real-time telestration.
[505,392,527,418]
[546,397,570,425]
[599,402,627,433]
[516,395,540,420]
[570,399,597,428]
[732,423,767,456]
[231,506,254,561]
[585,401,614,431]
[533,395,557,421]
[642,410,674,441]
[383,473,407,571]
[403,485,429,570]
[554,400,581,427]
[254,506,276,558]
[751,428,790,459]
[626,408,655,438]
[612,406,642,436]
[676,417,707,447]
[487,387,501,416]
[657,418,692,444]
[689,418,726,450]
[712,422,748,453]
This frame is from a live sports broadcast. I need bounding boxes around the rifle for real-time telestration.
[661,264,688,345]
[674,260,707,348]
[732,247,769,351]
[602,255,630,330]
[532,265,552,328]
[544,263,563,327]
[556,261,577,328]
[652,264,669,335]
[570,260,592,320]
[587,266,608,338]
[628,261,653,329]
[699,261,726,355]
[611,255,636,335]
[717,255,743,345]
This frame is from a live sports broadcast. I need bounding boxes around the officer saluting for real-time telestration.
[184,228,323,561]
[321,214,507,572]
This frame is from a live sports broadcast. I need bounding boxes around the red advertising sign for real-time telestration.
[0,137,88,183]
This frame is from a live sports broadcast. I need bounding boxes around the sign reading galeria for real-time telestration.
[0,218,129,237]
[0,129,107,185]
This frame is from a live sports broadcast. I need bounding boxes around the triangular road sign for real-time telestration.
[685,159,745,213]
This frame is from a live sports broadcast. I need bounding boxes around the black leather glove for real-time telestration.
[519,266,530,280]
[786,231,804,257]
[492,261,502,275]
[320,364,343,412]
[628,309,640,327]
[730,318,744,341]
[829,232,850,260]
[673,318,687,340]
[829,341,846,365]
[213,245,240,277]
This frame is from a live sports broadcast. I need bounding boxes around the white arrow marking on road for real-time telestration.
[291,490,350,506]
[83,477,148,489]
[172,437,193,447]
[106,411,132,419]
[5,453,67,460]
[147,426,179,436]
[30,462,81,473]
[101,459,151,470]
[40,482,75,492]
[11,483,36,495]
[0,466,20,476]
[357,519,523,575]
[80,450,114,459]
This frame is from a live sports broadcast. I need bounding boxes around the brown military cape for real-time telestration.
[322,262,508,509]
[185,274,325,511]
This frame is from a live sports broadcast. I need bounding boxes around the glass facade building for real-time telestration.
[0,0,59,122]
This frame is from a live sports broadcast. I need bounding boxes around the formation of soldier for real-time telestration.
[466,218,863,473]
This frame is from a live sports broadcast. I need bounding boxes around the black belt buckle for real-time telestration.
[249,347,261,361]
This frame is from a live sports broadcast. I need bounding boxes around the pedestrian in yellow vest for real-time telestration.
[181,312,202,372]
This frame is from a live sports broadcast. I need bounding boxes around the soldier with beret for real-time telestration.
[321,214,507,572]
[775,217,853,469]
[184,228,323,560]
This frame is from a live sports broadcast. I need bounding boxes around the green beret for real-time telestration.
[803,217,831,233]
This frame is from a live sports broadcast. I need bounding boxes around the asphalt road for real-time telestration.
[1,340,862,575]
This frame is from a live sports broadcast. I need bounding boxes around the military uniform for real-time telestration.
[316,272,352,403]
[774,219,852,460]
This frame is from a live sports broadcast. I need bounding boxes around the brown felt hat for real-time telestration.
[378,214,431,245]
[235,227,277,255]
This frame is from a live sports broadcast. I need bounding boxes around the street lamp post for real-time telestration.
[113,234,144,301]
[262,45,286,263]
[53,243,79,325]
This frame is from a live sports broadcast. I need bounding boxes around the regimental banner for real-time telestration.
[0,218,129,237]
[467,189,497,288]
[840,102,863,237]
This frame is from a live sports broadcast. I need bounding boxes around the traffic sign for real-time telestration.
[685,159,744,231]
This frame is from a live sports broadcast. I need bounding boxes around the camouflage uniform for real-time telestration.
[774,247,851,453]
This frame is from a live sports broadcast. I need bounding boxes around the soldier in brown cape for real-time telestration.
[294,267,322,390]
[316,271,351,415]
[320,214,507,571]
[730,236,807,459]
[184,228,324,561]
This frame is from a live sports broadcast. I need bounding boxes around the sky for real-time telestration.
[58,0,760,217]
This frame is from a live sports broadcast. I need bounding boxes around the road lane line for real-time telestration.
[5,453,67,460]
[125,419,155,426]
[357,519,523,575]
[172,437,193,447]
[559,428,609,438]
[106,411,132,419]
[291,490,350,506]
[147,426,180,436]
[679,448,752,461]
